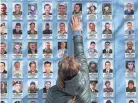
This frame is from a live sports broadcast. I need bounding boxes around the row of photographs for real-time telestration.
[0,21,136,40]
[0,60,136,79]
[0,2,135,20]
[0,99,137,103]
[0,79,137,98]
[0,40,136,59]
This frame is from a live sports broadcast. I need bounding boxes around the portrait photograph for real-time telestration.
[103,60,113,78]
[102,41,113,58]
[28,42,37,58]
[42,3,52,20]
[102,22,112,39]
[103,80,114,97]
[87,22,97,39]
[0,3,8,20]
[126,80,136,97]
[28,3,37,20]
[0,81,8,98]
[12,22,23,40]
[57,22,68,39]
[124,2,134,19]
[57,2,67,20]
[90,80,98,97]
[27,22,38,39]
[12,81,23,98]
[0,42,7,59]
[28,80,39,98]
[72,3,82,19]
[125,41,135,58]
[88,60,98,79]
[0,22,7,39]
[12,42,23,58]
[43,81,53,98]
[124,21,135,38]
[43,42,53,58]
[102,3,112,20]
[12,61,22,78]
[0,61,7,78]
[12,3,23,20]
[43,61,53,78]
[125,60,136,77]
[28,61,38,78]
[58,42,68,58]
[43,22,52,39]
[87,3,97,20]
[87,41,98,58]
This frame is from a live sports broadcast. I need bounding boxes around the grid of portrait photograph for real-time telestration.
[0,0,138,103]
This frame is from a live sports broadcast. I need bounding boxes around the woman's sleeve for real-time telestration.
[73,31,89,74]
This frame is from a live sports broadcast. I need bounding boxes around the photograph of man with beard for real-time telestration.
[0,81,7,95]
[125,41,135,58]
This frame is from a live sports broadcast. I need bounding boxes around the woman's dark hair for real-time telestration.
[57,56,80,89]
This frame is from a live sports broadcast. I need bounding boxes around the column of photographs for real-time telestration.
[102,1,114,103]
[87,0,99,103]
[124,1,137,103]
[0,0,9,103]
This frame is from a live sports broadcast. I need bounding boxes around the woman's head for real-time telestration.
[57,56,80,89]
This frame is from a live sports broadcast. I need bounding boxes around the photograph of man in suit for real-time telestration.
[125,22,134,35]
[124,3,134,15]
[0,62,7,77]
[103,61,113,73]
[103,41,112,54]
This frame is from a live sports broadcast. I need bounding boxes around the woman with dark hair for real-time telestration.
[126,61,135,72]
[88,5,97,14]
[45,16,91,103]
